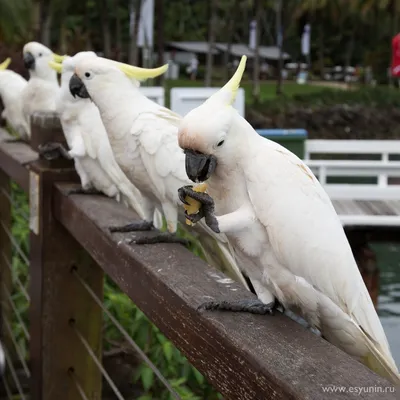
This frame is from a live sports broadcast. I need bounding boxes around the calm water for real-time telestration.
[374,243,400,364]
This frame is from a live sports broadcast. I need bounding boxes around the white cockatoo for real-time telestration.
[0,58,29,139]
[176,55,400,385]
[68,57,249,286]
[43,52,146,218]
[21,42,60,137]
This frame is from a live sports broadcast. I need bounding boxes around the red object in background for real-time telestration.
[391,33,400,76]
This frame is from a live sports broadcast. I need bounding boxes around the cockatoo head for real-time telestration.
[178,56,247,183]
[23,42,58,80]
[48,51,97,99]
[69,57,168,100]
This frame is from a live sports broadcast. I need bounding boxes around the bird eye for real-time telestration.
[85,72,91,78]
[217,140,225,147]
[38,53,42,57]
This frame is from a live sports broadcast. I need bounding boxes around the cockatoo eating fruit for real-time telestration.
[177,55,400,385]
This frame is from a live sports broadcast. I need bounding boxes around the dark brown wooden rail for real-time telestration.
[0,116,398,400]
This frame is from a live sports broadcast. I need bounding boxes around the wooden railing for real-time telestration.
[0,112,397,400]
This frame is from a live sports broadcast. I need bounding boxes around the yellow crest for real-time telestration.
[53,53,67,63]
[223,55,246,105]
[112,61,168,80]
[48,61,63,73]
[0,58,11,71]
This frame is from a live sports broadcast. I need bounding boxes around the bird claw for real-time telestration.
[178,185,220,233]
[65,187,103,196]
[129,232,191,247]
[109,221,154,233]
[178,185,214,206]
[38,142,72,161]
[178,185,192,205]
[184,208,204,224]
[197,298,279,315]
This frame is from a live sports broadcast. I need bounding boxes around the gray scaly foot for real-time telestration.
[109,221,154,233]
[38,142,72,161]
[129,232,190,247]
[65,187,104,196]
[197,298,280,315]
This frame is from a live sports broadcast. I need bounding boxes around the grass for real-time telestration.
[162,78,330,107]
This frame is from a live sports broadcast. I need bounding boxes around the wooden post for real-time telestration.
[0,169,13,362]
[28,113,104,400]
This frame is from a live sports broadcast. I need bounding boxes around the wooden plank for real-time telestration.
[385,200,400,215]
[332,200,366,216]
[0,128,38,192]
[53,182,397,400]
[363,200,397,216]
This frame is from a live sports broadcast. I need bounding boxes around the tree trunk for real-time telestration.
[35,0,51,45]
[223,1,238,82]
[99,0,112,57]
[115,0,122,60]
[59,24,67,54]
[205,0,217,86]
[276,0,283,95]
[318,22,324,79]
[41,11,52,47]
[155,0,165,85]
[252,0,262,102]
[129,0,142,65]
[84,0,93,50]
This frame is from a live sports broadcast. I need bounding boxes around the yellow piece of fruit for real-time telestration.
[183,183,208,226]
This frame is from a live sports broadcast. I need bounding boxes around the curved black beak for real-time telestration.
[69,73,90,99]
[184,149,217,183]
[23,52,35,70]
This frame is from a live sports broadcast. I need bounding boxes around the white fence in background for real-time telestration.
[138,87,246,117]
[170,87,245,117]
[139,87,165,106]
[305,140,400,190]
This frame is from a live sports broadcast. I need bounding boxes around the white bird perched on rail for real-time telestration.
[40,51,146,218]
[67,56,249,287]
[176,55,400,385]
[20,42,60,138]
[0,58,29,140]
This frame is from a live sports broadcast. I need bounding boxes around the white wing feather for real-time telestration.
[244,138,399,381]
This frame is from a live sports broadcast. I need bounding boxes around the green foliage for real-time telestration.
[9,183,30,360]
[8,183,218,399]
[254,85,400,113]
[104,279,219,399]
